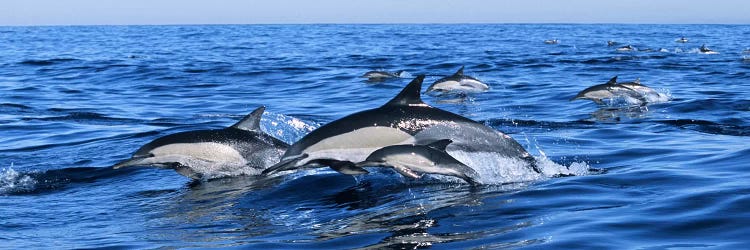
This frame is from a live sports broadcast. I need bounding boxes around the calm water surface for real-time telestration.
[1,24,749,249]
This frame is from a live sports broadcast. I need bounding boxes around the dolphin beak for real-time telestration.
[261,153,308,175]
[111,155,151,169]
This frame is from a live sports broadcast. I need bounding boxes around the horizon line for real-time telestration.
[2,21,749,28]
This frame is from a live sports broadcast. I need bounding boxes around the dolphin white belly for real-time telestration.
[149,142,247,165]
[300,126,415,165]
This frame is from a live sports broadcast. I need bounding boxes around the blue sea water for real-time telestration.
[1,24,749,249]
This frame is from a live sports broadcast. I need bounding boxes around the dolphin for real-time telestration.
[616,45,635,52]
[699,44,718,54]
[607,40,618,47]
[362,70,405,80]
[262,75,539,176]
[544,39,559,44]
[676,37,689,43]
[570,76,647,105]
[112,106,289,180]
[354,139,480,185]
[425,66,489,95]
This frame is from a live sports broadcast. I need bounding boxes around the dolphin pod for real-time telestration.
[261,75,540,182]
[571,76,667,106]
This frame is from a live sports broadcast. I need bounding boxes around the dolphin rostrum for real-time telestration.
[112,106,289,180]
[354,139,480,185]
[425,66,489,95]
[262,75,539,176]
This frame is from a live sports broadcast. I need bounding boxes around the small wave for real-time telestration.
[0,103,32,109]
[18,58,78,66]
[656,119,750,136]
[0,166,137,195]
[21,112,138,124]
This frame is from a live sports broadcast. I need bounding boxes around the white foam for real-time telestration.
[0,164,37,194]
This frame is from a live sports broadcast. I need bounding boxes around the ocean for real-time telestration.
[1,24,749,249]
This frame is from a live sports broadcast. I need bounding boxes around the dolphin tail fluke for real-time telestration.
[260,153,308,175]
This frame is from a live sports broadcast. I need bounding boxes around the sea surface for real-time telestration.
[1,24,749,249]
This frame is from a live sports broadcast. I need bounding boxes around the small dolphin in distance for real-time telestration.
[676,37,689,43]
[354,139,480,185]
[699,44,719,54]
[112,106,289,180]
[544,39,559,44]
[362,70,406,80]
[425,66,489,95]
[616,45,635,52]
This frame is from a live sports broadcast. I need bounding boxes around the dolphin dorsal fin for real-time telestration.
[454,66,465,76]
[385,75,427,106]
[426,139,453,151]
[606,76,618,85]
[230,106,265,131]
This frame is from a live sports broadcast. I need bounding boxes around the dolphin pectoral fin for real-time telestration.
[354,161,389,168]
[174,166,202,180]
[392,165,421,179]
[425,139,453,151]
[261,153,308,175]
[327,161,369,175]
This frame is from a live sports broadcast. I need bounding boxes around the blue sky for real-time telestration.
[1,0,749,26]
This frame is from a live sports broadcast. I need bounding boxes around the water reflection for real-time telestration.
[147,173,546,248]
[589,106,649,122]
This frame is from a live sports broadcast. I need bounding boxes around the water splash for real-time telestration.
[0,164,38,195]
[262,112,320,144]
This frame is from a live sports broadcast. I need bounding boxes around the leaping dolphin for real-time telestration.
[262,75,539,176]
[354,139,480,185]
[425,66,489,95]
[112,106,289,180]
[570,76,647,105]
